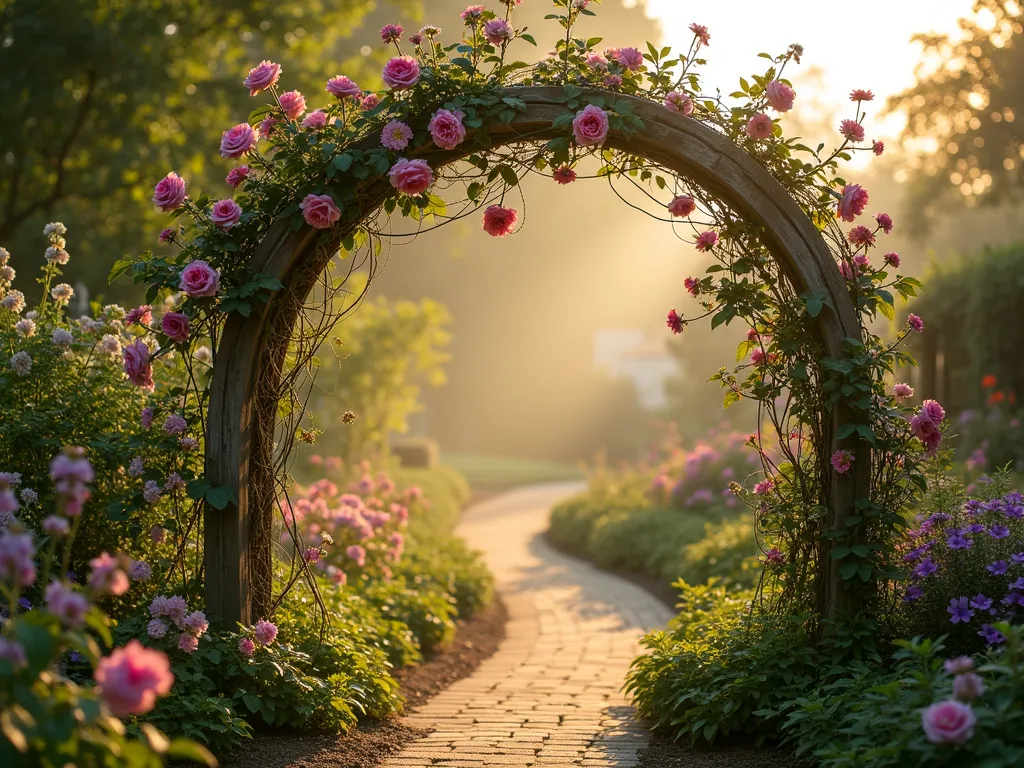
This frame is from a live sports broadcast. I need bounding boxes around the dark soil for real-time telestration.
[220,598,509,768]
[637,737,813,768]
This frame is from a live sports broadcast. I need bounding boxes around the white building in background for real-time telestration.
[593,329,681,410]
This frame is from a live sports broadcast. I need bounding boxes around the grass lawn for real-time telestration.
[440,452,583,490]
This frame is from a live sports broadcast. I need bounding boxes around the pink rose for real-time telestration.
[253,619,278,646]
[219,123,258,159]
[299,193,342,229]
[665,91,694,116]
[668,195,696,218]
[572,104,610,147]
[361,93,381,110]
[611,46,643,71]
[428,109,467,150]
[210,199,242,230]
[123,340,154,389]
[238,637,255,656]
[243,60,281,96]
[152,172,186,212]
[226,166,250,189]
[278,90,306,120]
[837,184,869,222]
[921,699,975,744]
[953,672,985,702]
[326,76,361,99]
[388,158,434,196]
[301,109,327,130]
[161,311,190,343]
[179,260,220,298]
[483,19,513,46]
[765,80,795,112]
[382,56,421,90]
[95,640,174,717]
[745,113,774,139]
[922,399,946,424]
[482,205,518,238]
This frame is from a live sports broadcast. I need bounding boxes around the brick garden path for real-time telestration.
[384,483,673,768]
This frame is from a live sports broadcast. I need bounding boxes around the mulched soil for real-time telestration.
[637,737,813,768]
[220,597,509,768]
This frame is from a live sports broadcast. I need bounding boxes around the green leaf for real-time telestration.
[242,694,261,714]
[520,33,537,46]
[498,165,519,187]
[167,739,217,766]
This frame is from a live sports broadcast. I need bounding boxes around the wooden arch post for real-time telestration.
[204,86,868,625]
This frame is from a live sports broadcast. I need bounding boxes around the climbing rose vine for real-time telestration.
[104,0,938,620]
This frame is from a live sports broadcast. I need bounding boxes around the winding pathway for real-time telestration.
[384,483,673,768]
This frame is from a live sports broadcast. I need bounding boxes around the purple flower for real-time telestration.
[905,585,924,601]
[1005,504,1024,519]
[17,597,31,610]
[969,594,992,612]
[1002,592,1024,607]
[946,533,972,550]
[979,624,1005,644]
[947,597,974,624]
[964,499,984,516]
[1011,553,1024,565]
[1009,577,1024,591]
[966,523,985,534]
[987,560,1008,576]
[915,557,938,578]
[989,525,1011,540]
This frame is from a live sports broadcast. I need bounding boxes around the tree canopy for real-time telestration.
[892,0,1024,228]
[0,0,413,298]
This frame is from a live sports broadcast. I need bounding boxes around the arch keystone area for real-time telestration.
[204,85,868,624]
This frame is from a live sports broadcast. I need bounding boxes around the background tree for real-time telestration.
[0,0,415,300]
[890,0,1024,230]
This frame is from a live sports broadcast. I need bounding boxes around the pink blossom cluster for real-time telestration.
[148,594,209,654]
[648,428,753,511]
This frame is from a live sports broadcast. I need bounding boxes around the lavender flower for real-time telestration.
[947,597,974,624]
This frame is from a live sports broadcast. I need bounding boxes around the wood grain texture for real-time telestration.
[205,86,868,623]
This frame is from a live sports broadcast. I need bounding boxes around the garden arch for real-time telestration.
[204,85,869,625]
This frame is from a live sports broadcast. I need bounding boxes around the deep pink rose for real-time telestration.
[382,56,421,90]
[179,260,220,298]
[123,339,154,389]
[210,199,242,230]
[361,94,381,110]
[278,90,306,120]
[482,205,518,238]
[299,193,342,229]
[428,109,467,150]
[94,640,174,717]
[611,46,643,71]
[243,60,281,96]
[219,123,258,159]
[921,700,975,744]
[326,76,361,99]
[388,158,434,196]
[152,172,186,212]
[226,166,250,189]
[572,104,609,147]
[765,80,795,112]
[837,184,869,222]
[161,312,190,343]
[668,195,697,218]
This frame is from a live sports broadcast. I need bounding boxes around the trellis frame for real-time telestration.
[203,86,869,624]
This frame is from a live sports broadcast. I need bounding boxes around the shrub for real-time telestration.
[782,627,1024,767]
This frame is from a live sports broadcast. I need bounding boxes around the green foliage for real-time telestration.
[308,282,453,465]
[0,0,412,299]
[624,581,822,744]
[782,627,1024,767]
[910,242,1024,450]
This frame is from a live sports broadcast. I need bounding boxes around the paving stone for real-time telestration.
[383,484,672,768]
